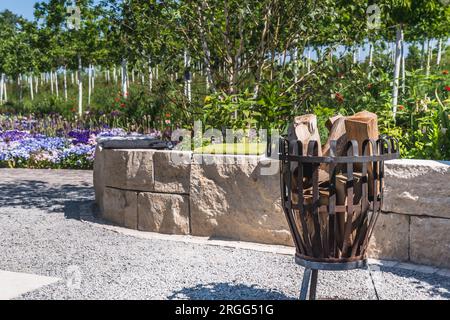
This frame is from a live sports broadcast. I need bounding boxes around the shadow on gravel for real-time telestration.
[380,266,450,299]
[0,180,93,213]
[167,283,294,300]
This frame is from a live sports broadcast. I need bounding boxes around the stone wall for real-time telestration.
[94,147,450,268]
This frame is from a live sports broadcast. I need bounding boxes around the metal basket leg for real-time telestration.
[299,268,318,300]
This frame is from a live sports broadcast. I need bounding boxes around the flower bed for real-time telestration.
[0,129,125,169]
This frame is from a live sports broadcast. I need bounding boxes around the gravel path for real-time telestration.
[0,169,449,300]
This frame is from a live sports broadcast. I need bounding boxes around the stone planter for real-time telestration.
[94,147,450,268]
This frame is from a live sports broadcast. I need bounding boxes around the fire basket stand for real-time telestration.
[278,137,399,300]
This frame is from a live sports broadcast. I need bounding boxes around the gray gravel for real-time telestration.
[0,169,449,300]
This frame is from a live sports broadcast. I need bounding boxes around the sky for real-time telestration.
[0,0,42,20]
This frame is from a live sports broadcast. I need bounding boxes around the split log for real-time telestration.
[344,110,378,198]
[288,114,322,156]
[288,114,325,191]
[345,111,379,157]
[322,115,347,157]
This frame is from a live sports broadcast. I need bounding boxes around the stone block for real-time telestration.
[138,193,190,235]
[102,187,138,229]
[410,216,450,268]
[103,149,155,191]
[383,160,450,219]
[368,212,409,261]
[190,154,293,246]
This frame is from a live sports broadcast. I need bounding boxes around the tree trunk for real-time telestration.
[78,55,83,116]
[29,75,34,101]
[148,59,153,92]
[401,34,406,95]
[113,66,117,84]
[3,75,7,102]
[18,75,23,102]
[92,65,95,91]
[50,71,54,95]
[54,71,59,98]
[437,39,442,66]
[0,73,4,105]
[392,25,403,120]
[88,64,92,106]
[64,67,68,101]
[426,39,431,77]
[121,59,128,98]
[184,50,192,103]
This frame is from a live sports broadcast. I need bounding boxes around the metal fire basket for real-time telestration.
[278,136,399,300]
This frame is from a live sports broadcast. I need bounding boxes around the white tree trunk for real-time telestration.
[184,50,192,103]
[71,71,74,85]
[92,65,95,91]
[29,75,34,101]
[78,55,83,116]
[368,42,373,67]
[121,59,128,98]
[426,39,431,77]
[401,37,406,95]
[148,59,153,92]
[392,25,403,120]
[293,47,299,83]
[437,39,442,66]
[0,74,4,105]
[50,71,54,95]
[113,66,117,84]
[353,47,358,64]
[3,75,7,102]
[88,64,92,106]
[64,67,68,101]
[35,76,39,94]
[54,71,59,98]
[307,48,311,73]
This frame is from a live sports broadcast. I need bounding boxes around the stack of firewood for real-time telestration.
[287,111,379,257]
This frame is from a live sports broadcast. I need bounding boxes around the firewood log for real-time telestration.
[345,111,379,197]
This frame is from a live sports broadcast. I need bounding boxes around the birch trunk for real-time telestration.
[121,59,128,98]
[64,67,68,101]
[401,37,406,95]
[78,55,83,116]
[3,75,7,102]
[29,75,34,101]
[426,39,431,77]
[92,65,95,91]
[184,50,192,103]
[148,60,153,92]
[88,64,92,106]
[437,39,442,66]
[50,71,54,95]
[0,74,4,105]
[54,71,59,98]
[392,25,403,120]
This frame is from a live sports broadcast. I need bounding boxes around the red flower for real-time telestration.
[335,92,344,103]
[398,105,405,111]
[443,70,449,75]
[165,113,171,118]
[115,98,120,102]
[445,86,450,92]
[120,103,126,108]
[367,83,373,89]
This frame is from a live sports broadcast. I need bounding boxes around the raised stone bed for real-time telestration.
[94,146,450,268]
